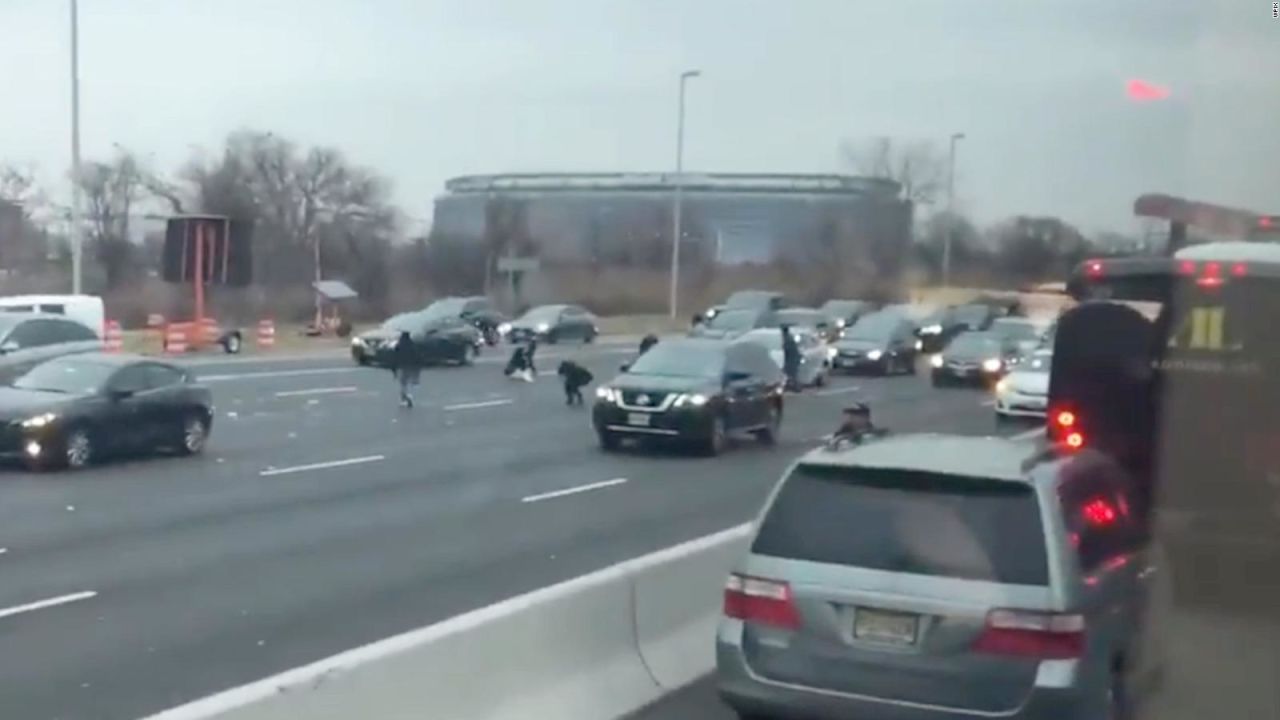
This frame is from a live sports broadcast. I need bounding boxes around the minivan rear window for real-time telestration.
[752,465,1049,585]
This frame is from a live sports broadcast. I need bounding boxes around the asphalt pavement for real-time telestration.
[0,342,1027,720]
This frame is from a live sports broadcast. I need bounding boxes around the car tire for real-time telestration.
[598,430,620,452]
[754,404,781,445]
[223,333,242,355]
[177,413,210,456]
[703,415,727,456]
[61,427,93,470]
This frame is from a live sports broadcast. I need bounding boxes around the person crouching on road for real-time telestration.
[825,402,887,449]
[504,342,535,382]
[391,331,421,408]
[557,360,594,406]
[780,325,802,392]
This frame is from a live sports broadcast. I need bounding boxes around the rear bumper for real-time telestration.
[716,626,1095,720]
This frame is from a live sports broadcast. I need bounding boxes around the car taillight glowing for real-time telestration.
[1231,262,1248,277]
[723,574,800,629]
[1085,260,1103,277]
[1055,411,1076,428]
[1049,407,1085,450]
[1178,260,1196,275]
[972,609,1085,659]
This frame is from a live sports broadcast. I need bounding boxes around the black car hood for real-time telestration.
[360,328,401,342]
[0,388,78,420]
[835,339,889,353]
[611,373,719,394]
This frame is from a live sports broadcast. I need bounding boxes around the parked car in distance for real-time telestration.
[0,353,213,470]
[831,311,918,375]
[717,434,1168,720]
[0,312,103,385]
[739,327,830,387]
[593,338,784,455]
[350,310,481,366]
[505,304,598,344]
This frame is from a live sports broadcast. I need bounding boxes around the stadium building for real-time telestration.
[431,172,913,273]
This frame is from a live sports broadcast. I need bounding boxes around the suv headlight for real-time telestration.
[930,355,944,368]
[866,350,883,361]
[673,393,709,407]
[982,358,1003,372]
[921,324,943,335]
[21,412,57,429]
[536,322,550,332]
[351,337,365,347]
[595,386,617,402]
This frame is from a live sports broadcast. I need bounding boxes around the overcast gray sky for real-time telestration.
[1,0,1274,232]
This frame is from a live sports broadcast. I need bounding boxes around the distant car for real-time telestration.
[989,317,1044,363]
[767,308,837,341]
[505,304,598,344]
[689,308,772,340]
[592,338,783,455]
[351,310,481,366]
[818,299,874,331]
[0,312,103,386]
[916,303,998,353]
[831,311,918,375]
[930,331,1009,386]
[717,434,1167,720]
[697,290,788,325]
[739,327,830,387]
[423,296,507,345]
[0,353,213,470]
[995,348,1053,423]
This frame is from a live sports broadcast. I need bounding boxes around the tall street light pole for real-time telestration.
[69,0,84,295]
[941,132,965,288]
[669,69,701,319]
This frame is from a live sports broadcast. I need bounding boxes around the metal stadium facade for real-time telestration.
[431,172,913,272]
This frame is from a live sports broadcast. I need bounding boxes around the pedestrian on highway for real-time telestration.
[557,360,593,406]
[638,333,659,356]
[504,342,535,382]
[391,331,420,408]
[825,403,886,449]
[780,324,801,392]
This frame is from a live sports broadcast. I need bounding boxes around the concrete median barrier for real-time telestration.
[142,524,752,720]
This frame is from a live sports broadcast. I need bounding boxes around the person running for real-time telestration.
[390,330,421,408]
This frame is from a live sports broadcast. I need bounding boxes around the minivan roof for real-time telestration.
[799,433,1038,483]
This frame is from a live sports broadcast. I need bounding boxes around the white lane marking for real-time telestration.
[0,548,6,556]
[521,478,628,503]
[444,399,514,411]
[137,523,749,720]
[1010,427,1044,441]
[0,590,97,622]
[259,455,385,477]
[812,386,861,397]
[273,386,358,398]
[201,367,360,382]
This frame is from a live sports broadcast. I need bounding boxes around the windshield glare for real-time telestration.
[14,359,114,394]
[947,334,1000,355]
[626,343,724,378]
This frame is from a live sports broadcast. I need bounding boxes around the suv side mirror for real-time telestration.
[108,387,134,401]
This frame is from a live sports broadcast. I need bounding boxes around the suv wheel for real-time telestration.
[223,333,242,354]
[754,404,781,445]
[178,414,209,455]
[703,416,727,456]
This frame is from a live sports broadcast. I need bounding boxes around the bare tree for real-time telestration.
[839,137,947,205]
[77,152,145,289]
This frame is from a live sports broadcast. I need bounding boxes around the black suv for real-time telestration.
[592,338,784,455]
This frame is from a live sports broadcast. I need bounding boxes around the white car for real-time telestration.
[739,327,830,387]
[994,348,1052,422]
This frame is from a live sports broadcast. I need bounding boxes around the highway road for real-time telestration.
[0,341,1025,720]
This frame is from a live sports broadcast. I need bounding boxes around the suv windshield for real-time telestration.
[627,342,724,378]
[752,465,1048,585]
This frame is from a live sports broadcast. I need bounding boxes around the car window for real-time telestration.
[463,299,488,313]
[46,319,97,343]
[143,364,187,389]
[7,319,63,349]
[109,365,151,393]
[753,465,1050,585]
[1058,465,1142,573]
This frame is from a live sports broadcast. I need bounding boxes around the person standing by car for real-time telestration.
[390,331,420,408]
[638,333,659,356]
[780,324,801,391]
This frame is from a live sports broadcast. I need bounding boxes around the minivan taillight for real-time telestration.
[723,573,800,629]
[972,609,1084,659]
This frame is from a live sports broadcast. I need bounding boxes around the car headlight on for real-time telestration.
[351,337,365,347]
[536,322,550,333]
[982,358,1003,372]
[866,350,883,361]
[915,339,923,351]
[995,379,1009,395]
[826,346,838,360]
[21,412,57,429]
[921,324,943,335]
[930,355,944,368]
[674,393,709,407]
[497,322,512,335]
[595,386,617,402]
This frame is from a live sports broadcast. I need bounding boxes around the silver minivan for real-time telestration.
[717,434,1167,720]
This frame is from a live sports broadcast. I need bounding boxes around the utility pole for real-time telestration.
[668,69,701,319]
[942,132,965,288]
[69,0,84,294]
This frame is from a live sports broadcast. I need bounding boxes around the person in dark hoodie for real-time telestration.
[390,331,421,408]
[780,324,802,391]
[638,333,659,356]
[557,360,594,406]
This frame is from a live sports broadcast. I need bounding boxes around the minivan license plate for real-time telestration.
[854,608,918,645]
[627,413,651,426]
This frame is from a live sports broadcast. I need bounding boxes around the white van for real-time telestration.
[0,295,105,338]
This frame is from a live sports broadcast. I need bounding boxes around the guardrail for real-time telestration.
[141,525,751,720]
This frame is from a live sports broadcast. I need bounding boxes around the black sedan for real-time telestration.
[929,331,1010,387]
[916,303,998,352]
[351,311,481,366]
[0,353,213,470]
[422,296,508,345]
[592,338,783,455]
[819,299,874,332]
[830,312,918,375]
[506,304,598,344]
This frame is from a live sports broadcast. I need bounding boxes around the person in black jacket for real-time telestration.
[557,360,594,406]
[638,333,659,356]
[390,331,420,408]
[780,325,802,391]
[825,403,887,449]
